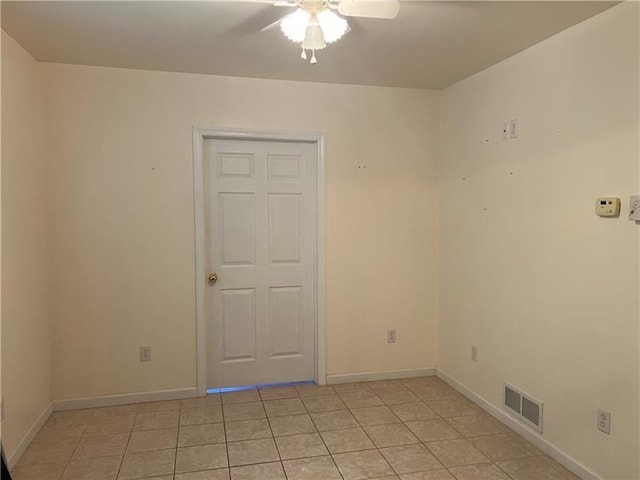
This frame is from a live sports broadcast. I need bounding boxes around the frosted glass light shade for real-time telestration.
[301,24,326,51]
[281,8,311,42]
[317,9,349,43]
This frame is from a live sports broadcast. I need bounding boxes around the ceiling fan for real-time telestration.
[256,0,401,64]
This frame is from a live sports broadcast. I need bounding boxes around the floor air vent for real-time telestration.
[503,384,543,433]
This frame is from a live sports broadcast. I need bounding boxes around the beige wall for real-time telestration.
[1,32,52,459]
[43,63,440,400]
[438,3,639,480]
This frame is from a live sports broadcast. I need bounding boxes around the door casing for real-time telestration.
[192,126,326,395]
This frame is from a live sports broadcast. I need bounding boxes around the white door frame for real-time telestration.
[192,126,326,395]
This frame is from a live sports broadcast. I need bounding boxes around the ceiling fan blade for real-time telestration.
[260,12,290,31]
[217,0,295,4]
[338,0,400,19]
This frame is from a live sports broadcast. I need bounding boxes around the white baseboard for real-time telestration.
[52,387,199,411]
[326,367,436,385]
[7,402,53,469]
[436,368,602,480]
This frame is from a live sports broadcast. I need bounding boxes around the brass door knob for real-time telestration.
[208,272,218,284]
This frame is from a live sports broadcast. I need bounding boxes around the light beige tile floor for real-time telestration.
[11,376,581,480]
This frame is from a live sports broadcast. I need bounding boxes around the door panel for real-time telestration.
[267,154,302,180]
[268,193,302,263]
[217,153,255,179]
[220,289,256,361]
[205,139,316,388]
[268,286,303,357]
[219,193,256,265]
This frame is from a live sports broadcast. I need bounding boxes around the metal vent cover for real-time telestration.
[504,384,543,433]
[522,397,541,427]
[505,386,522,414]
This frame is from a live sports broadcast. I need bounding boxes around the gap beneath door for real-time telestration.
[206,380,315,395]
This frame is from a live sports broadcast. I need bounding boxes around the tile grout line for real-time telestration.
[259,387,287,480]
[340,387,428,478]
[304,383,440,478]
[299,390,347,480]
[173,400,182,478]
[343,388,425,479]
[403,379,465,479]
[366,380,494,479]
[263,398,290,480]
[115,406,137,480]
[219,396,232,479]
[402,379,506,478]
[56,411,93,480]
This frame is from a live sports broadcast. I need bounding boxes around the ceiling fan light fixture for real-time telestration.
[277,4,351,63]
[280,8,311,43]
[317,9,349,43]
[266,0,400,64]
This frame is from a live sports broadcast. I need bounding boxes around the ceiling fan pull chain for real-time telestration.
[301,47,307,60]
[310,50,317,64]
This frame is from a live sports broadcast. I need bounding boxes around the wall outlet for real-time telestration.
[597,409,611,435]
[471,345,478,362]
[387,329,397,344]
[140,346,152,362]
[1,398,5,421]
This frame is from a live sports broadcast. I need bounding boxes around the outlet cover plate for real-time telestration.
[387,329,397,344]
[597,409,611,435]
[140,346,152,362]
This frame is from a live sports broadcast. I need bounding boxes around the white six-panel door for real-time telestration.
[204,139,316,388]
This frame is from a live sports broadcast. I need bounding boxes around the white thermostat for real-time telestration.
[630,195,640,221]
[595,197,621,217]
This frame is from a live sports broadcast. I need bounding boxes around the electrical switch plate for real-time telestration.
[508,119,519,139]
[629,195,640,221]
[595,197,621,217]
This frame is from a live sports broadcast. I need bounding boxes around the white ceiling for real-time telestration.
[2,1,616,89]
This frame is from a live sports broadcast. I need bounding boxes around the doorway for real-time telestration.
[193,128,326,393]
